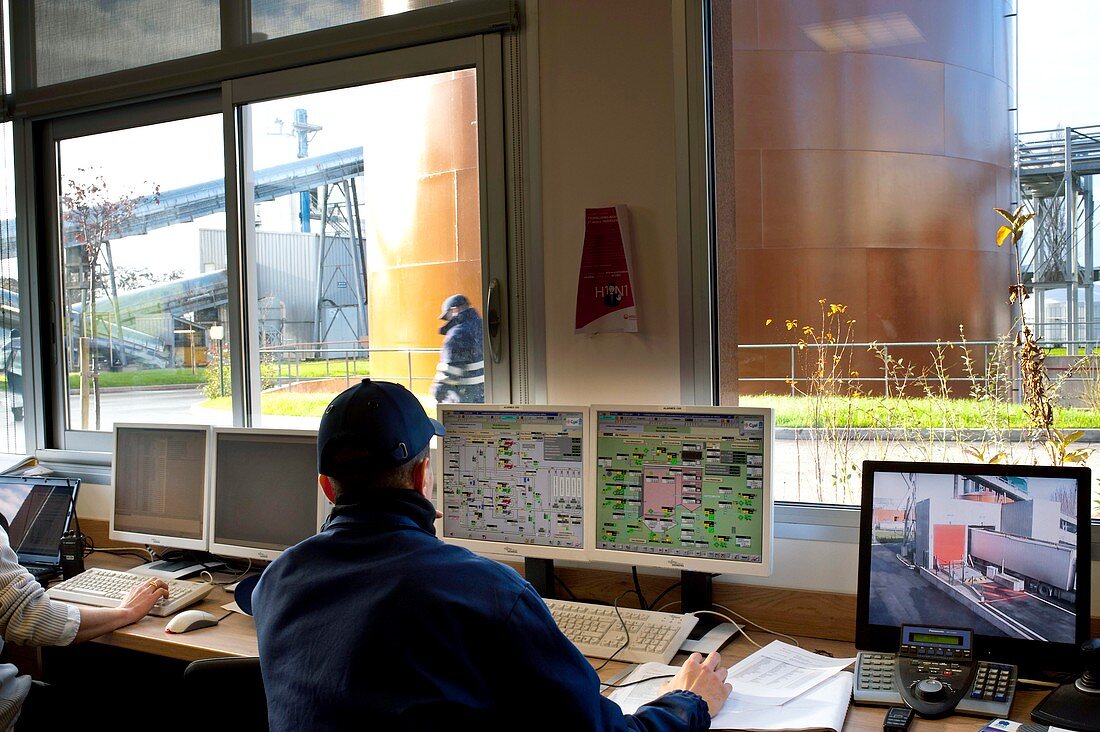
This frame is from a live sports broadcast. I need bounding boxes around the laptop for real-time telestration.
[0,476,80,585]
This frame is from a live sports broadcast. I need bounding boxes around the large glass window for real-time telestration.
[242,68,484,428]
[0,122,21,452]
[712,1,1099,510]
[56,114,231,432]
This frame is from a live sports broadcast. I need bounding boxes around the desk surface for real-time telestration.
[83,554,1049,731]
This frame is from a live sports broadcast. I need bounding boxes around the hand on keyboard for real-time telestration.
[661,651,732,717]
[118,577,170,622]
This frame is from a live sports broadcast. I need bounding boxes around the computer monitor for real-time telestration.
[110,423,210,552]
[857,460,1091,674]
[209,428,330,561]
[587,405,774,577]
[436,404,588,567]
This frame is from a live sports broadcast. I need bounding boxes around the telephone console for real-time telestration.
[853,625,1017,719]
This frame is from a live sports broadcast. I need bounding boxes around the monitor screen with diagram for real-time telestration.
[437,405,586,560]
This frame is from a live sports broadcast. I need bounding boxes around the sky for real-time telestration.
[1017,0,1100,132]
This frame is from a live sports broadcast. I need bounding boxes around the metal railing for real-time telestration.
[737,339,1100,399]
[258,341,442,393]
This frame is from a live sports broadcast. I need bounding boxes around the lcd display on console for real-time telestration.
[440,408,585,549]
[594,410,767,563]
[866,468,1080,644]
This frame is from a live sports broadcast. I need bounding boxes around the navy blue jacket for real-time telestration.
[432,308,485,403]
[252,490,710,731]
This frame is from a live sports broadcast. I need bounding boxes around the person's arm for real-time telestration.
[497,585,716,732]
[72,579,168,642]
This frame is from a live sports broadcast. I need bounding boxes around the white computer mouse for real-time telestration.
[165,609,219,634]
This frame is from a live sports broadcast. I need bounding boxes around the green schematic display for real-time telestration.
[441,409,584,548]
[596,411,766,562]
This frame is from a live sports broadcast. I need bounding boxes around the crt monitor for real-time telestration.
[210,428,329,561]
[436,404,587,563]
[857,460,1091,673]
[110,423,210,552]
[587,405,774,577]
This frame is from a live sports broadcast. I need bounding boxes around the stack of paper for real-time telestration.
[608,641,855,732]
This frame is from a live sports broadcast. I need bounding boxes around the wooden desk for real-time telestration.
[78,554,1051,731]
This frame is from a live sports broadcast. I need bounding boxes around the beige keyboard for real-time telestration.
[47,567,214,617]
[545,597,698,664]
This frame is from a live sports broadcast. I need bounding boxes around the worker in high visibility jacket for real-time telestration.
[431,294,485,403]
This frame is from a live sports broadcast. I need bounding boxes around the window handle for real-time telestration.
[486,278,502,364]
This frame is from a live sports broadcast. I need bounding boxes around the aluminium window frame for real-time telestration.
[21,34,515,465]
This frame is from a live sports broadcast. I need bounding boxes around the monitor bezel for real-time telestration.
[435,403,590,562]
[208,426,327,561]
[856,459,1092,673]
[586,404,774,576]
[109,422,211,552]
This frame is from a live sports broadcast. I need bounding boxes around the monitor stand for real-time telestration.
[525,557,556,599]
[128,555,225,580]
[678,570,742,654]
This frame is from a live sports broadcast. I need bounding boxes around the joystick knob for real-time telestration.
[1076,638,1100,694]
[915,679,946,702]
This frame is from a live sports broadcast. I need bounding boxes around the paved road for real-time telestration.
[868,543,1076,641]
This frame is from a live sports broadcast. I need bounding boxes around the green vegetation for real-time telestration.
[740,394,1100,429]
[202,392,339,417]
[67,368,204,389]
[267,359,371,379]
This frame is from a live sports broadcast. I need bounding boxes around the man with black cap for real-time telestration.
[431,293,484,403]
[252,379,730,731]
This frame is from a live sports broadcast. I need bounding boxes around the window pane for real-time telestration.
[33,0,220,87]
[57,114,230,431]
[710,3,1084,506]
[251,0,458,41]
[0,122,22,452]
[243,68,483,428]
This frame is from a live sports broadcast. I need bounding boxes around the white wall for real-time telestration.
[538,0,683,406]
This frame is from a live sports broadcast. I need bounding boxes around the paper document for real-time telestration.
[607,663,853,731]
[727,641,854,705]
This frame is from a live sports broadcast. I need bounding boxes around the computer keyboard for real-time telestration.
[544,598,698,664]
[46,567,214,617]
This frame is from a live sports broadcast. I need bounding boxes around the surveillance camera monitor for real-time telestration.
[210,428,329,561]
[436,405,587,562]
[857,461,1091,674]
[110,423,210,552]
[587,405,774,576]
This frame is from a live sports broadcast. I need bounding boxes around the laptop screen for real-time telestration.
[0,477,80,565]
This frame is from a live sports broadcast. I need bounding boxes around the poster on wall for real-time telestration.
[575,205,638,334]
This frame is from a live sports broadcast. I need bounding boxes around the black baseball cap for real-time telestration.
[317,379,445,476]
[438,293,470,319]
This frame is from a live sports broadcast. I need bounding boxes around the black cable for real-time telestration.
[631,566,648,610]
[591,590,635,673]
[602,674,676,689]
[553,571,580,601]
[648,580,681,611]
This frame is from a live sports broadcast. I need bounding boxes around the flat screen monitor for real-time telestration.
[857,460,1091,673]
[436,404,587,561]
[110,423,210,552]
[587,405,774,576]
[210,428,329,561]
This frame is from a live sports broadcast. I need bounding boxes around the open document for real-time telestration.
[607,642,855,731]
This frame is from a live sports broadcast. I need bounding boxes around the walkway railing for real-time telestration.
[259,342,441,393]
[738,339,1098,398]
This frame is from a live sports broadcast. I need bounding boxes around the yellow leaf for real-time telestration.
[765,318,773,326]
[995,225,1012,247]
[994,207,1015,224]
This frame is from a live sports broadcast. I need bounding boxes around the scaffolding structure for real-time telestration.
[1017,125,1100,353]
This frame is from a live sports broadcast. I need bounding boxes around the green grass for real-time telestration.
[67,368,204,389]
[202,393,339,417]
[739,394,1100,429]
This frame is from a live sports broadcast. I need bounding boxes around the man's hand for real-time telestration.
[661,651,732,716]
[72,578,169,642]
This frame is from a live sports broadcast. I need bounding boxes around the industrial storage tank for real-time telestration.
[722,1,1015,394]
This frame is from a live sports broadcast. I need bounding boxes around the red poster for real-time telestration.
[575,205,638,334]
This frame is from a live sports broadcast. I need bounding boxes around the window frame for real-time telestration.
[21,34,515,461]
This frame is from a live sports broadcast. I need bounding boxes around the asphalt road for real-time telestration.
[868,543,1076,642]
